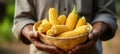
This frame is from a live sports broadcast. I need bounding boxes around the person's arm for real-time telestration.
[12,0,36,44]
[92,0,118,41]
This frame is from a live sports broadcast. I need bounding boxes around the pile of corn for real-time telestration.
[35,7,91,38]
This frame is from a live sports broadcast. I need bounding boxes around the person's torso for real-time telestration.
[32,0,94,23]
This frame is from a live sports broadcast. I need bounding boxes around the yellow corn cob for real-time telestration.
[48,8,59,25]
[51,25,69,35]
[58,25,90,38]
[46,29,54,36]
[58,15,66,25]
[42,19,49,24]
[34,20,42,31]
[75,16,87,28]
[65,6,78,30]
[38,19,52,33]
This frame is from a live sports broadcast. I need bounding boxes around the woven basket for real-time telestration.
[33,23,92,51]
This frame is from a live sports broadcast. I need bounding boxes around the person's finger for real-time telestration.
[33,41,64,54]
[49,46,64,54]
[45,46,64,54]
[68,41,94,54]
[88,29,100,40]
[28,31,36,38]
[41,45,62,54]
[33,41,46,51]
[27,31,37,43]
[72,40,95,52]
[28,31,39,38]
[88,33,94,40]
[28,31,40,42]
[68,50,73,54]
[34,32,40,38]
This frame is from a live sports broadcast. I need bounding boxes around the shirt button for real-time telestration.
[64,8,67,11]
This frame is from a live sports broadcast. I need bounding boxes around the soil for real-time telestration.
[0,42,29,54]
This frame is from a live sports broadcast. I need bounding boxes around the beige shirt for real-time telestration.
[12,0,118,54]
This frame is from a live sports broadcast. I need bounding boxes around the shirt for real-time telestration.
[12,0,118,54]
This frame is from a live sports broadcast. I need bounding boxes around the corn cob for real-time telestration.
[48,8,59,25]
[42,19,49,24]
[38,19,52,33]
[58,25,90,38]
[65,6,78,30]
[33,20,42,31]
[75,16,87,28]
[58,15,66,25]
[51,25,69,35]
[46,29,54,36]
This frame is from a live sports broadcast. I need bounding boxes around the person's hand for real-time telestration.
[67,22,108,54]
[22,25,64,54]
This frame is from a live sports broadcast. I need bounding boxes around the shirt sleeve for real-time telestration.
[12,0,36,44]
[92,0,118,41]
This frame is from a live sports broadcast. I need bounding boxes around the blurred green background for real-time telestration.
[0,0,16,43]
[0,0,120,54]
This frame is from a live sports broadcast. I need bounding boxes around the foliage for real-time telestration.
[117,0,120,13]
[0,0,17,43]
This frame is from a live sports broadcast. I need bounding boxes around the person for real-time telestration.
[12,0,118,54]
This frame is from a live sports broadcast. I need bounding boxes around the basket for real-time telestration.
[33,22,92,51]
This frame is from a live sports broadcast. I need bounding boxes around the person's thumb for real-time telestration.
[34,31,40,38]
[88,29,101,40]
